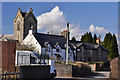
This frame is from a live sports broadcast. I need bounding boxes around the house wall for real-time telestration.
[41,47,74,62]
[22,34,41,55]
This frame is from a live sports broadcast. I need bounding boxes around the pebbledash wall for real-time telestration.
[0,41,16,73]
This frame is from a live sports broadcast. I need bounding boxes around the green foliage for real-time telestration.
[109,34,119,59]
[92,34,97,43]
[71,37,76,41]
[81,32,93,43]
[103,33,119,60]
[106,33,112,50]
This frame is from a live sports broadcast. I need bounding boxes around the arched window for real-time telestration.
[17,21,20,31]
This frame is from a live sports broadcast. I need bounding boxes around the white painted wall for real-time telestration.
[22,32,41,55]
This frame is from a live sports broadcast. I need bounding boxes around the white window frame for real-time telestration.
[46,44,51,52]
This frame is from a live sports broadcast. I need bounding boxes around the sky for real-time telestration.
[2,2,118,41]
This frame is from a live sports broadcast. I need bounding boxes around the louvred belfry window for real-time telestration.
[17,22,20,31]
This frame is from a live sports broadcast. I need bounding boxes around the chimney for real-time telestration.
[61,30,70,40]
[96,38,100,44]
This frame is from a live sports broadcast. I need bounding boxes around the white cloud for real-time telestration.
[70,24,86,40]
[89,24,108,34]
[37,6,66,34]
[36,6,85,40]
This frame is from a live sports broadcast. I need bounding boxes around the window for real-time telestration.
[56,45,61,52]
[68,47,71,53]
[90,49,92,55]
[18,35,19,40]
[98,48,102,55]
[46,46,51,52]
[17,22,20,31]
[56,48,60,52]
[81,46,84,54]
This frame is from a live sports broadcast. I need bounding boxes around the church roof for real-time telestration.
[20,12,28,17]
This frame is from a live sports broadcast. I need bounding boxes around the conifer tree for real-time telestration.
[93,34,97,43]
[106,32,112,50]
[108,34,119,60]
[103,33,109,48]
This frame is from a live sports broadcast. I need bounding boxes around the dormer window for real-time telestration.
[56,45,61,52]
[46,44,51,52]
[17,21,20,31]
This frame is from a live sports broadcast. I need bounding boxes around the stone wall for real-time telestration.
[55,62,91,77]
[110,56,120,79]
[0,41,16,73]
[19,65,50,79]
[55,65,72,77]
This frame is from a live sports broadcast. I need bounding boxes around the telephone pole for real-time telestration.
[66,22,69,65]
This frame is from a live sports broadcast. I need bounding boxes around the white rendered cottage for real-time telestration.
[22,30,75,62]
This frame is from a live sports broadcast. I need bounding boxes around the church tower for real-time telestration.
[14,8,37,42]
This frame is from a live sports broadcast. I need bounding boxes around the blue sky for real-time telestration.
[2,2,118,40]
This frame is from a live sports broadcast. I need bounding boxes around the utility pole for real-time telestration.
[66,22,69,65]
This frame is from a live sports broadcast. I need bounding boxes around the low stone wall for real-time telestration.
[72,62,91,77]
[19,65,50,79]
[55,65,72,77]
[55,62,91,77]
[94,62,110,71]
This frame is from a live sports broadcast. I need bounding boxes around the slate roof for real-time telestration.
[32,33,107,51]
[33,33,67,49]
[71,41,108,51]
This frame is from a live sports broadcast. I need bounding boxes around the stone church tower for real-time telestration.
[14,8,37,42]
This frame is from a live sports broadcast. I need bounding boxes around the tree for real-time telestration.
[106,32,112,50]
[81,32,93,43]
[103,33,109,48]
[71,37,76,41]
[108,34,119,60]
[92,34,97,43]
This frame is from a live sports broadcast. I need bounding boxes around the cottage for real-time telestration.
[71,41,108,62]
[22,30,75,62]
